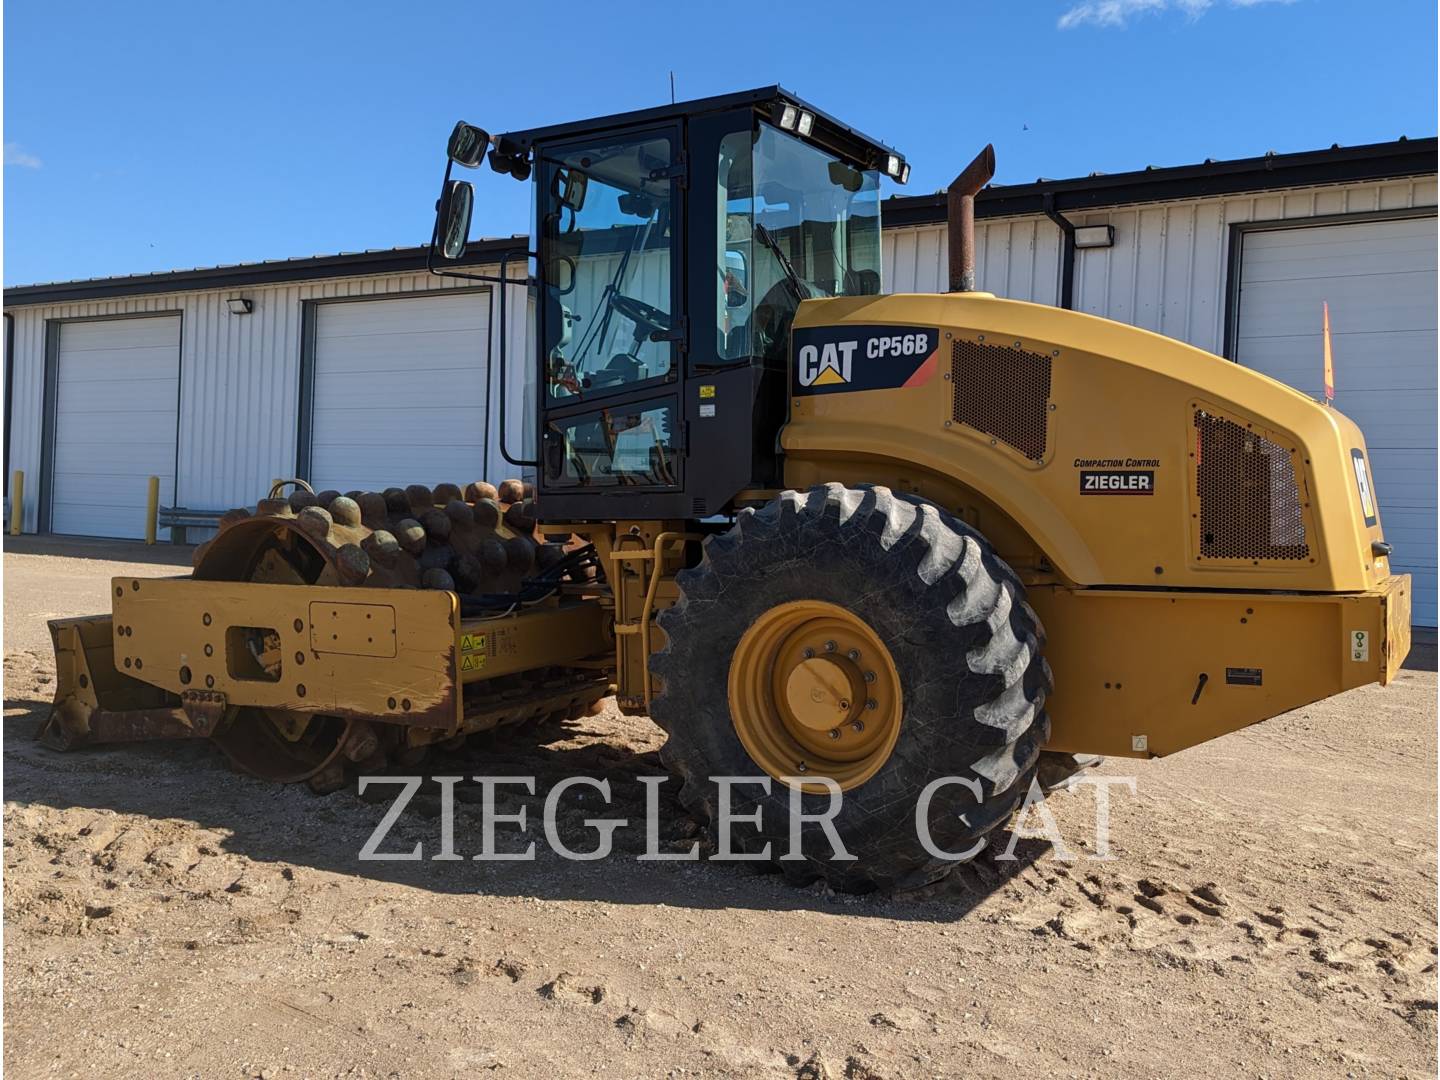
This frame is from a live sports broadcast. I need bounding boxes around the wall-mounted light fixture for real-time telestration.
[1073,224,1115,249]
[226,297,253,315]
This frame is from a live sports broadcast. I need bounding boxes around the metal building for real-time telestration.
[3,240,531,541]
[5,137,1435,622]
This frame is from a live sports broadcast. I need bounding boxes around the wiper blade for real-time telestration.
[754,223,807,303]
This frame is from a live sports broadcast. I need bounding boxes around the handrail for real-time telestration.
[496,248,538,467]
[267,478,315,499]
[639,531,683,706]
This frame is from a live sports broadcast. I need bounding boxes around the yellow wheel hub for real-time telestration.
[729,600,903,792]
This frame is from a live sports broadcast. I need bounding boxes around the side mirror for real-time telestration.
[436,180,474,260]
[447,122,490,168]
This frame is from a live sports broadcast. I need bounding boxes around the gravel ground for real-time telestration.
[3,540,1436,1079]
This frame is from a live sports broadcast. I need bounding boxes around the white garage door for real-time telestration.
[51,315,180,539]
[309,293,490,493]
[1234,215,1437,625]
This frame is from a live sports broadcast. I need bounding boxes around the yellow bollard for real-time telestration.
[9,470,23,536]
[145,476,160,545]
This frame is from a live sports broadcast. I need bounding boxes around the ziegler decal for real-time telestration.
[1080,470,1155,494]
[792,324,940,396]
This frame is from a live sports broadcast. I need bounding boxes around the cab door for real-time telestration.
[535,123,686,508]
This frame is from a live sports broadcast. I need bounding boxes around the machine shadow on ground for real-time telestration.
[3,691,1053,923]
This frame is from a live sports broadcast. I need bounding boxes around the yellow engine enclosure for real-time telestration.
[784,293,1409,757]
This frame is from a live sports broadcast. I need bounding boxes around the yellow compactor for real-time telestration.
[44,88,1410,890]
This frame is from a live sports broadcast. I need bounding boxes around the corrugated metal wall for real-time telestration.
[882,176,1438,354]
[5,265,524,533]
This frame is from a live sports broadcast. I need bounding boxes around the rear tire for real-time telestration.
[650,484,1052,892]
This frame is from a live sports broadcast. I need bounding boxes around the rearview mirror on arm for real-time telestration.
[447,122,490,168]
[435,180,474,260]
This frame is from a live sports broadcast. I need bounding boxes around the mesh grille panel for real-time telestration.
[1194,410,1309,561]
[950,340,1052,461]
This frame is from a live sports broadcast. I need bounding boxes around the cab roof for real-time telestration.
[496,85,904,174]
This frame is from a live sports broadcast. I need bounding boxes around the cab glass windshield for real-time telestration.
[717,124,882,363]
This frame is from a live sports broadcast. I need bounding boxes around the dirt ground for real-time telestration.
[3,539,1437,1080]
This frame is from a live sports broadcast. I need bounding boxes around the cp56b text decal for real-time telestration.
[793,324,940,396]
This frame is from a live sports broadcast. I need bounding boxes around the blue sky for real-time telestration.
[4,0,1435,286]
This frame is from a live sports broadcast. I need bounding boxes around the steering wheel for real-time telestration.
[610,293,671,339]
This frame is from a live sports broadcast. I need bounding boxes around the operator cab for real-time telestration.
[429,87,908,520]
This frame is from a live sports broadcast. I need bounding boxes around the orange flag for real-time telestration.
[1322,301,1335,404]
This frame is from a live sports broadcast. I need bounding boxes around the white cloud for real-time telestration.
[1058,0,1291,29]
[4,143,42,169]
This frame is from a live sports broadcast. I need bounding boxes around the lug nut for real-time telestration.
[824,640,837,653]
[847,649,860,661]
[828,729,841,740]
[866,699,878,710]
[797,761,808,773]
[802,647,814,659]
[851,720,865,733]
[864,671,876,683]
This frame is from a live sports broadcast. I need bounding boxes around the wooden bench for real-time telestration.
[157,506,226,545]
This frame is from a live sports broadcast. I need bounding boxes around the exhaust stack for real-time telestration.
[947,144,996,293]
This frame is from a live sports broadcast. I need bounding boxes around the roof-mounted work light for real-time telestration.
[774,103,815,136]
[487,135,532,181]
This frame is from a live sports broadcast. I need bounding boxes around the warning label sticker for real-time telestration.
[1350,630,1370,662]
[459,632,487,653]
[1351,449,1377,526]
[460,653,486,672]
